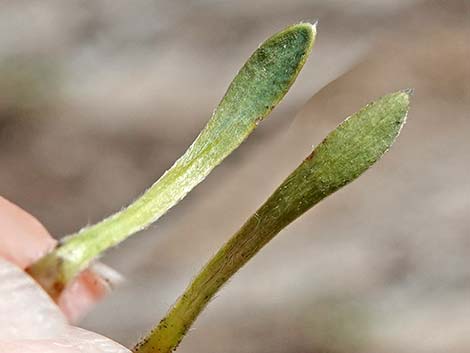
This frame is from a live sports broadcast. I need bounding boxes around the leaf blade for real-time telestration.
[268,89,410,223]
[27,22,317,300]
[134,90,411,353]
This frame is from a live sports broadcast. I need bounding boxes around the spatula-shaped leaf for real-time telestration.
[134,90,411,353]
[27,23,316,300]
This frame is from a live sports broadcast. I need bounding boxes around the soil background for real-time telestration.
[1,1,469,352]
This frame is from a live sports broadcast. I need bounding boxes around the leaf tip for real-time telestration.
[396,88,413,118]
[395,88,413,124]
[290,21,317,44]
[402,87,415,96]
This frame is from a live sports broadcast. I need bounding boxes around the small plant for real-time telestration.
[26,22,411,353]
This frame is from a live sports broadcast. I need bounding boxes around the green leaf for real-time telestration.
[26,22,317,300]
[133,90,411,353]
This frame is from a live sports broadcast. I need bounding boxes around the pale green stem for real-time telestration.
[26,23,316,300]
[133,90,411,353]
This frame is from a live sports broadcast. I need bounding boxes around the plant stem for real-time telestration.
[26,22,316,300]
[133,90,411,353]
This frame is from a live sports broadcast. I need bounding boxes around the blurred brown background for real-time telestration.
[1,0,469,352]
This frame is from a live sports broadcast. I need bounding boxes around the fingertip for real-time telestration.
[0,196,56,268]
[0,196,118,323]
[58,269,110,323]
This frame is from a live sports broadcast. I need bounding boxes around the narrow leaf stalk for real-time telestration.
[133,90,411,353]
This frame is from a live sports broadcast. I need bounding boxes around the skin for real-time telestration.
[0,196,130,353]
